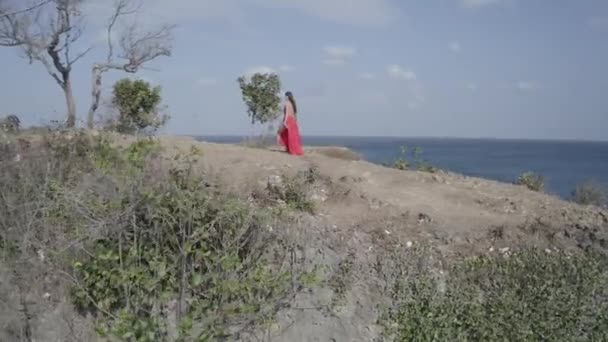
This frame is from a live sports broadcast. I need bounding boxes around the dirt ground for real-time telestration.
[158,136,608,341]
[163,136,607,251]
[2,133,607,341]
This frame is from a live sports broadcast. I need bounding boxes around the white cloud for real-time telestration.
[359,73,376,80]
[449,41,462,53]
[517,81,541,92]
[324,45,357,59]
[461,0,502,8]
[244,66,277,77]
[322,59,346,66]
[197,77,218,86]
[322,45,356,66]
[386,64,416,81]
[243,65,294,77]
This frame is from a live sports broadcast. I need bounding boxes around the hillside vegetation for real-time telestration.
[1,130,608,341]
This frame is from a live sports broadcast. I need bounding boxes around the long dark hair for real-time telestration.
[285,91,297,114]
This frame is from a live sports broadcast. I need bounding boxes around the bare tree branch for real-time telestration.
[106,0,141,63]
[0,0,52,18]
[68,45,91,66]
[118,23,174,72]
[87,0,174,128]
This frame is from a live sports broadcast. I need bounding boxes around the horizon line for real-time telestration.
[180,134,608,144]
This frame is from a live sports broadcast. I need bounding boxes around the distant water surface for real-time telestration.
[194,135,608,199]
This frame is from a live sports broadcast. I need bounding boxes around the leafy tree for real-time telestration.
[237,73,282,125]
[111,78,168,134]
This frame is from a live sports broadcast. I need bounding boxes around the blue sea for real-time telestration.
[195,136,608,199]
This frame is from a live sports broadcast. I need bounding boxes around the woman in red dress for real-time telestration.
[277,91,304,156]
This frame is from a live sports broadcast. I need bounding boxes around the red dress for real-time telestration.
[278,105,303,156]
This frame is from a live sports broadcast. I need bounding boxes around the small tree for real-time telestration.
[110,78,168,134]
[237,73,282,125]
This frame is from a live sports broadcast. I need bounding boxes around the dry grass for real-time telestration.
[309,147,361,161]
[0,130,314,341]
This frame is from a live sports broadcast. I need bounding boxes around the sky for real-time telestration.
[1,0,607,140]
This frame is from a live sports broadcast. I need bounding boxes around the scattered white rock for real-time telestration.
[384,230,391,235]
[499,247,510,254]
[42,292,51,300]
[310,190,328,203]
[406,241,413,248]
[13,153,21,162]
[489,247,495,252]
[37,249,45,262]
[267,175,282,186]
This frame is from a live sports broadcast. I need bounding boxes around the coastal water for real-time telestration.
[195,136,608,199]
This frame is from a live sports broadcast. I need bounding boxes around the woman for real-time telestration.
[277,91,304,156]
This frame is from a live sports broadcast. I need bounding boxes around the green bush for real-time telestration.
[572,180,607,207]
[111,78,169,134]
[265,168,318,214]
[391,146,438,173]
[382,248,608,341]
[0,132,307,341]
[517,171,545,192]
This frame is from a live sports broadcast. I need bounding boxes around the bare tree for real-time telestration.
[87,0,174,129]
[0,0,92,127]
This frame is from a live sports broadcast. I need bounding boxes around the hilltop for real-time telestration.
[1,132,607,341]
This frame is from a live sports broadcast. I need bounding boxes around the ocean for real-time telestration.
[195,136,608,200]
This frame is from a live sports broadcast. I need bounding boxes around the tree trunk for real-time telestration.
[87,65,104,129]
[64,78,77,128]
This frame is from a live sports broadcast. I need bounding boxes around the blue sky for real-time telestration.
[1,0,607,140]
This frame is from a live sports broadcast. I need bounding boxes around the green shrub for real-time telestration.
[111,78,169,134]
[382,248,608,341]
[391,146,438,173]
[265,168,318,214]
[0,131,307,341]
[572,180,607,207]
[516,171,545,192]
